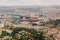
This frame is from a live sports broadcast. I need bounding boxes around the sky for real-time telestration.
[0,0,60,6]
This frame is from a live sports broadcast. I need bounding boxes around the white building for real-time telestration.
[0,23,4,28]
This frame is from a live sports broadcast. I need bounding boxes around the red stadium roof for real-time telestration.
[21,17,39,22]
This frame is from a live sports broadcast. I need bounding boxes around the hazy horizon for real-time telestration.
[0,0,60,6]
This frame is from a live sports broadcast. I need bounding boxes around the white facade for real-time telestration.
[0,23,4,27]
[20,21,30,24]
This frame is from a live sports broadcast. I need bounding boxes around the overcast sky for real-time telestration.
[0,0,60,6]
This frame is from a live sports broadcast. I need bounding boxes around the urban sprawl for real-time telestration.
[0,6,60,40]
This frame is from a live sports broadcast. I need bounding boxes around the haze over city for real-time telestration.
[0,0,60,6]
[0,0,60,40]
